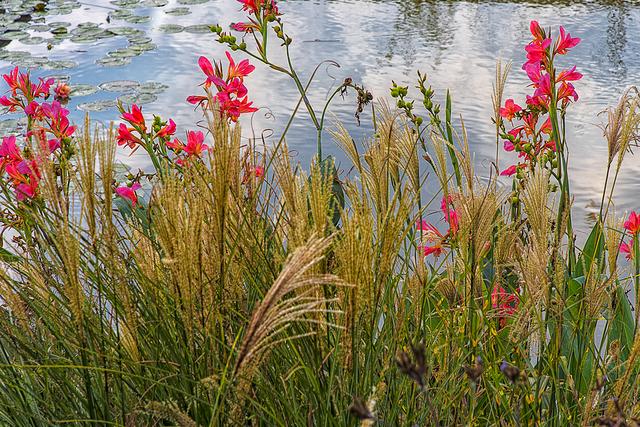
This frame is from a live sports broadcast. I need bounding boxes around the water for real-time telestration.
[1,0,640,238]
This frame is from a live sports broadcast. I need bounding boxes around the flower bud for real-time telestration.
[415,116,423,126]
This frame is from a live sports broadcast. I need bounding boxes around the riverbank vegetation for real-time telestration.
[0,1,639,425]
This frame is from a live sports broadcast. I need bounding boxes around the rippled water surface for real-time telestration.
[1,0,640,236]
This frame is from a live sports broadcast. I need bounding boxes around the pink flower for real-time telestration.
[183,130,209,157]
[529,21,545,41]
[555,26,580,55]
[117,124,141,148]
[524,38,551,66]
[500,165,518,177]
[620,239,634,260]
[624,211,640,235]
[499,99,522,121]
[491,283,518,328]
[157,119,176,138]
[115,182,142,207]
[54,82,71,101]
[556,66,583,83]
[557,82,579,105]
[121,104,146,130]
[225,51,255,80]
[231,22,258,33]
[534,74,552,98]
[523,61,542,83]
[503,140,515,152]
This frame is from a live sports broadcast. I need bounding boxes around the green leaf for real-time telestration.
[0,247,20,263]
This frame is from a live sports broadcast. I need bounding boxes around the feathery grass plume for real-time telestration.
[76,115,98,239]
[492,60,511,164]
[331,121,363,174]
[232,235,345,411]
[335,181,375,364]
[600,87,640,169]
[391,114,421,198]
[132,400,197,427]
[605,212,624,278]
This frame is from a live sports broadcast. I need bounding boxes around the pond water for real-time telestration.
[1,0,640,237]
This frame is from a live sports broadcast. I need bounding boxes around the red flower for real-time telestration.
[225,51,255,80]
[184,130,209,157]
[491,283,519,328]
[556,66,583,83]
[524,38,551,66]
[54,82,71,101]
[500,165,518,177]
[529,20,545,42]
[117,124,142,148]
[624,211,640,235]
[620,239,634,260]
[499,99,522,121]
[121,104,146,130]
[157,119,176,138]
[554,26,580,55]
[115,182,142,207]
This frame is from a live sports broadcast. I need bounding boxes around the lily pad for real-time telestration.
[127,35,152,45]
[158,24,183,34]
[99,80,140,92]
[96,56,132,67]
[43,59,78,70]
[128,42,156,53]
[185,24,212,34]
[12,56,49,68]
[45,74,70,82]
[0,50,32,61]
[140,0,168,6]
[19,36,46,45]
[122,15,151,24]
[119,92,157,105]
[70,84,98,97]
[177,0,209,4]
[109,26,143,37]
[31,24,51,32]
[50,27,69,35]
[77,99,118,112]
[110,0,140,7]
[2,30,29,40]
[164,7,191,16]
[107,48,140,58]
[138,81,169,94]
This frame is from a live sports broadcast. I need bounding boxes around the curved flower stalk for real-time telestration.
[212,0,370,160]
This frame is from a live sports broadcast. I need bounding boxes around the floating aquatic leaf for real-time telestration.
[164,7,191,16]
[158,24,184,34]
[77,99,118,112]
[0,51,32,61]
[18,36,46,45]
[43,59,78,70]
[12,56,49,68]
[99,80,140,93]
[185,24,212,34]
[108,26,143,36]
[140,0,168,6]
[177,0,209,4]
[119,92,157,105]
[108,48,140,58]
[123,15,151,24]
[70,84,98,97]
[2,30,29,40]
[48,22,72,28]
[108,9,134,20]
[110,0,140,7]
[50,27,69,35]
[31,24,51,32]
[128,42,156,53]
[138,81,169,94]
[127,36,152,45]
[96,56,132,67]
[45,74,71,82]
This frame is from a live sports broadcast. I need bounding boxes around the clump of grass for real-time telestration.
[1,9,640,427]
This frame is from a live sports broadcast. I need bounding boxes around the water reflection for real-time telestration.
[0,0,639,237]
